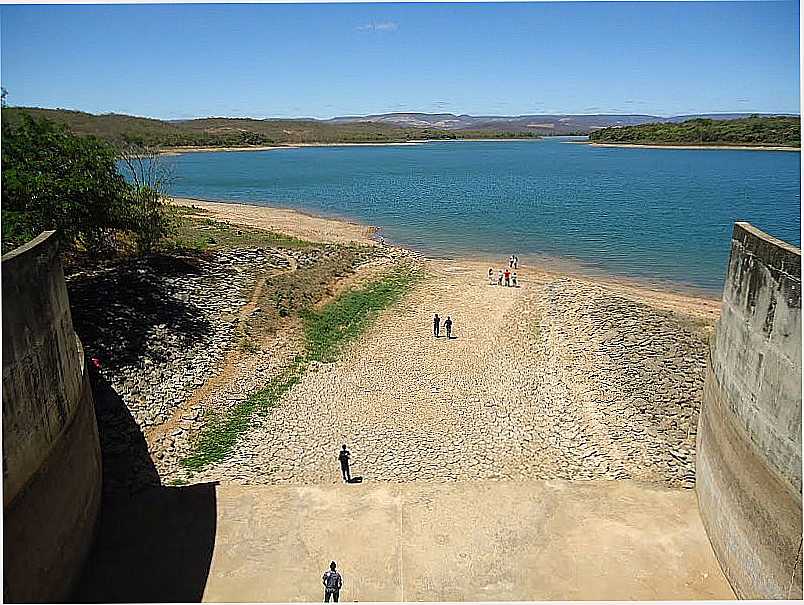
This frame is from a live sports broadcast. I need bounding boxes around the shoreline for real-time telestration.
[163,138,800,156]
[161,142,426,156]
[171,196,722,319]
[171,197,380,246]
[582,141,800,152]
[160,137,545,156]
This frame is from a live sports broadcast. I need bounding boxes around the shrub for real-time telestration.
[1,114,174,255]
[2,114,130,252]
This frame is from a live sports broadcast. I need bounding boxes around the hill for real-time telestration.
[5,107,798,148]
[1,107,539,148]
[588,116,800,148]
[327,112,798,135]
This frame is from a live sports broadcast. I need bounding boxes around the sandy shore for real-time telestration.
[172,197,721,319]
[172,197,379,246]
[161,141,427,155]
[160,138,546,156]
[585,142,800,152]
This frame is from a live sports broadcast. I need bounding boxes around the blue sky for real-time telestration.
[1,2,799,119]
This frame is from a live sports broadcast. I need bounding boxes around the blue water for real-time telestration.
[166,137,801,294]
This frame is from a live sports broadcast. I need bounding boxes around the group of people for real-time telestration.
[489,266,517,287]
[432,313,454,339]
[488,254,521,287]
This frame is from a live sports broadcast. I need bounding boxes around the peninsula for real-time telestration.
[589,115,800,149]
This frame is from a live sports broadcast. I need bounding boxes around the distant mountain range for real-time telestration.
[4,106,799,148]
[326,112,798,134]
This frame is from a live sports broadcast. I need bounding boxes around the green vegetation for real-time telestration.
[303,266,420,362]
[1,113,174,255]
[181,263,420,469]
[167,207,311,253]
[2,107,539,149]
[589,116,800,148]
[181,360,306,470]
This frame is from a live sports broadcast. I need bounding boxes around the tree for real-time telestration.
[118,145,176,254]
[1,114,175,255]
[2,114,130,253]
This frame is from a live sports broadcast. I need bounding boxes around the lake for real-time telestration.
[166,137,801,294]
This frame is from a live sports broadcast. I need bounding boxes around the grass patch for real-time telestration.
[166,213,313,252]
[302,264,421,362]
[249,246,376,334]
[180,263,420,470]
[181,360,306,470]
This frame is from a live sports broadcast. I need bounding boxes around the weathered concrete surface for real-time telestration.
[194,480,734,602]
[2,231,102,602]
[697,222,802,599]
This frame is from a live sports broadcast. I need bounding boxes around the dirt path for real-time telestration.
[146,253,298,448]
[184,258,712,487]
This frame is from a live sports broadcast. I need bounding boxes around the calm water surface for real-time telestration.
[167,138,801,294]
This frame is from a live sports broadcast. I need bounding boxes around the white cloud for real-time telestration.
[356,21,398,32]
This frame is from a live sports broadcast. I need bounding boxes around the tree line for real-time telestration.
[2,107,540,149]
[589,116,800,147]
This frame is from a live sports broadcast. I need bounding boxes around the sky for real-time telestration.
[0,1,800,119]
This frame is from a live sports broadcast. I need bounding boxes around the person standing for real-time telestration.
[513,255,518,269]
[512,272,518,287]
[322,561,343,602]
[445,316,453,339]
[433,313,441,338]
[498,270,504,286]
[488,267,494,285]
[338,445,352,482]
[504,268,511,287]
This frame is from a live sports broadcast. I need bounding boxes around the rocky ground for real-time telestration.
[69,248,300,430]
[66,242,409,493]
[176,260,714,489]
[68,236,717,493]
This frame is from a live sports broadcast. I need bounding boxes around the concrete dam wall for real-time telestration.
[2,231,102,602]
[697,222,802,599]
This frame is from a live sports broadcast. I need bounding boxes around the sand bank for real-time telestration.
[161,141,426,156]
[160,138,546,156]
[171,197,378,246]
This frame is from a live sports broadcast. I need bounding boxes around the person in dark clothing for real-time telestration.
[433,313,440,338]
[444,316,453,339]
[338,445,351,482]
[322,561,343,602]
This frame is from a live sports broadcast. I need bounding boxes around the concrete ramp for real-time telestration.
[201,480,733,602]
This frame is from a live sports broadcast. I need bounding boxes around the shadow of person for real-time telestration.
[70,371,218,603]
[347,476,364,484]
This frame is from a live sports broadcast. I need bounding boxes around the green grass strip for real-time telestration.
[302,264,421,363]
[180,264,420,470]
[181,360,306,470]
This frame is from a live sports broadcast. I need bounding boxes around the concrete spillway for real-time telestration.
[697,222,802,599]
[75,479,733,602]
